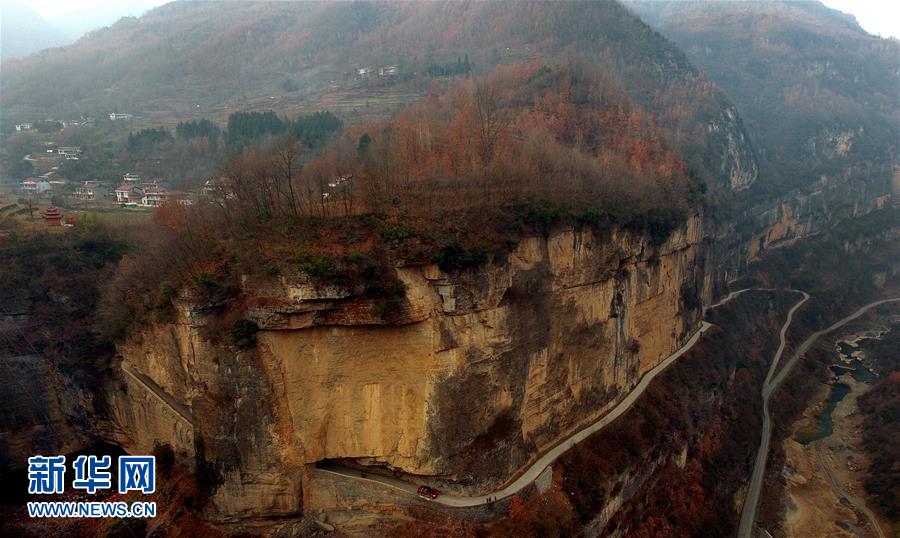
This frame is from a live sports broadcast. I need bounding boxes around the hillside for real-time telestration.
[1,0,756,192]
[626,0,899,193]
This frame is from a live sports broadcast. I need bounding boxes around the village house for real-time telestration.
[123,172,142,184]
[74,181,105,201]
[357,67,372,78]
[66,116,95,128]
[15,123,33,132]
[109,113,133,121]
[140,186,168,207]
[57,147,82,160]
[379,65,399,77]
[115,183,143,205]
[20,177,52,196]
[166,190,192,206]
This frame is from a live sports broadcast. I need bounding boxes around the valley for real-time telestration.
[778,312,899,538]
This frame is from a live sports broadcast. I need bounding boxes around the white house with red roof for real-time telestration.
[115,184,142,205]
[140,186,168,207]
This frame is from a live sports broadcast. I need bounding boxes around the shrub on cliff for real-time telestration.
[430,243,489,271]
[230,319,259,349]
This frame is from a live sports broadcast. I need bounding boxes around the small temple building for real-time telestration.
[42,206,63,226]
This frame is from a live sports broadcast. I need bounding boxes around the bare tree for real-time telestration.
[472,81,510,167]
[273,135,303,217]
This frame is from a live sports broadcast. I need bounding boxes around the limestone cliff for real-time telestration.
[101,215,710,521]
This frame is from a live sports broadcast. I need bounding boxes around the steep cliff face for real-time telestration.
[105,216,709,520]
[708,104,759,191]
[742,166,897,262]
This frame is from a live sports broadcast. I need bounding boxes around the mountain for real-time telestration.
[47,0,164,42]
[626,0,899,193]
[0,1,70,61]
[0,0,757,192]
[1,2,898,537]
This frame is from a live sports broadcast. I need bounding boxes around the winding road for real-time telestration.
[319,287,774,508]
[738,296,899,538]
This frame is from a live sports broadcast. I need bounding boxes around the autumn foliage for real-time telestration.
[217,62,698,238]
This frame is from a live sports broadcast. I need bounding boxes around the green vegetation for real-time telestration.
[151,442,176,476]
[294,249,337,281]
[430,243,488,272]
[127,127,171,154]
[176,119,220,143]
[225,110,341,152]
[230,318,259,349]
[424,55,472,77]
[33,120,63,133]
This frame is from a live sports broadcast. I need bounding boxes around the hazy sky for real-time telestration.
[820,0,900,39]
[19,0,167,19]
[15,0,900,40]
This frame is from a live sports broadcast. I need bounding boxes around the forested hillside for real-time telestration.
[626,0,899,193]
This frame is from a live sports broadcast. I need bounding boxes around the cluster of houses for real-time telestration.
[112,174,179,207]
[13,114,129,131]
[106,173,189,207]
[19,170,190,208]
[357,65,399,79]
[14,117,95,132]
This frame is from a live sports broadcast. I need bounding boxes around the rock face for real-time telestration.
[709,105,759,191]
[260,219,707,484]
[101,216,708,522]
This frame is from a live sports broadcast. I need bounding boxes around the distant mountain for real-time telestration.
[47,0,164,42]
[626,0,899,193]
[0,1,70,62]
